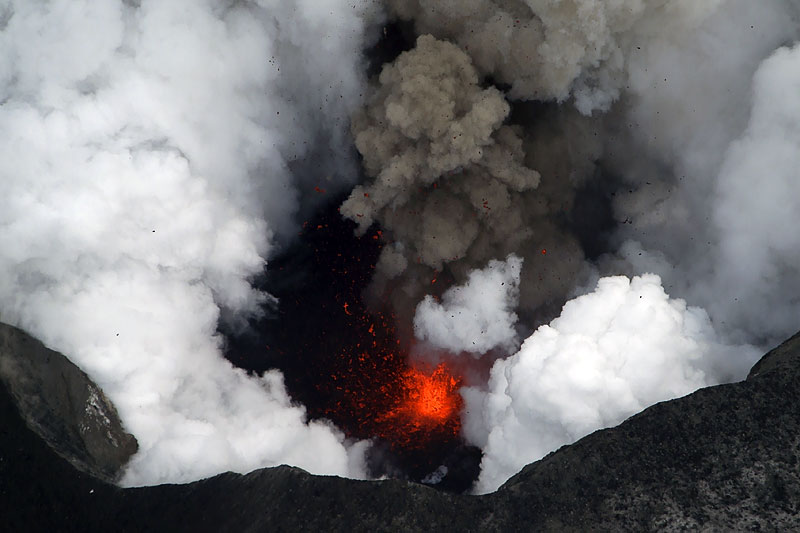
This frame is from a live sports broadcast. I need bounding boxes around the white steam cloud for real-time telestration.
[0,0,377,485]
[414,255,522,357]
[707,43,800,339]
[603,0,800,345]
[459,274,757,493]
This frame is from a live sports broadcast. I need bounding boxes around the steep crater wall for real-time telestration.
[2,323,799,531]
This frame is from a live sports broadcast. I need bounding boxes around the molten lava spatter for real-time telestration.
[251,202,474,483]
[376,364,463,449]
[319,302,463,452]
[301,222,465,455]
[406,365,460,421]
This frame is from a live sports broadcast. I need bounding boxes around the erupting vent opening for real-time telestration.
[223,195,481,493]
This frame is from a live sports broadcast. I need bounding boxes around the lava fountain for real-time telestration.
[375,363,463,447]
[224,195,480,491]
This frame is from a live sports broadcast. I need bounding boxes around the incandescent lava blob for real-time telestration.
[376,363,463,448]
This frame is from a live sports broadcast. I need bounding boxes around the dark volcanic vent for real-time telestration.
[223,195,481,493]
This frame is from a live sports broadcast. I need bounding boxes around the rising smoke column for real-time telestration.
[386,0,722,112]
[341,34,588,320]
[341,35,540,258]
[0,0,378,485]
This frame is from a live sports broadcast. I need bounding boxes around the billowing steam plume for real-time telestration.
[460,274,756,492]
[0,0,378,485]
[414,255,522,357]
[608,11,800,344]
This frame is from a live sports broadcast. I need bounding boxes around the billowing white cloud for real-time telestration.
[463,274,758,494]
[414,255,522,356]
[606,1,800,346]
[0,0,377,485]
[708,43,800,341]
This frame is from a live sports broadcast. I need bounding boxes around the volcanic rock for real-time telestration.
[0,323,137,484]
[2,322,799,531]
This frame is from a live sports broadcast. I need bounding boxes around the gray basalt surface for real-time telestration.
[2,323,799,532]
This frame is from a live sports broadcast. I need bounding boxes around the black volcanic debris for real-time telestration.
[3,323,800,531]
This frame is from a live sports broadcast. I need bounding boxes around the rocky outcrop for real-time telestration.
[488,334,800,531]
[0,323,137,483]
[1,323,799,531]
[748,330,800,380]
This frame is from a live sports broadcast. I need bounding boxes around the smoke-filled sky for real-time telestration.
[2,0,799,493]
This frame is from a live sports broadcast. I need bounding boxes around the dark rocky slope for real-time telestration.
[0,324,137,483]
[1,323,799,531]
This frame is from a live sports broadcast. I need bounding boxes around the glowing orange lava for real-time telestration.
[286,220,465,455]
[267,211,473,480]
[376,363,463,448]
[403,365,461,421]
